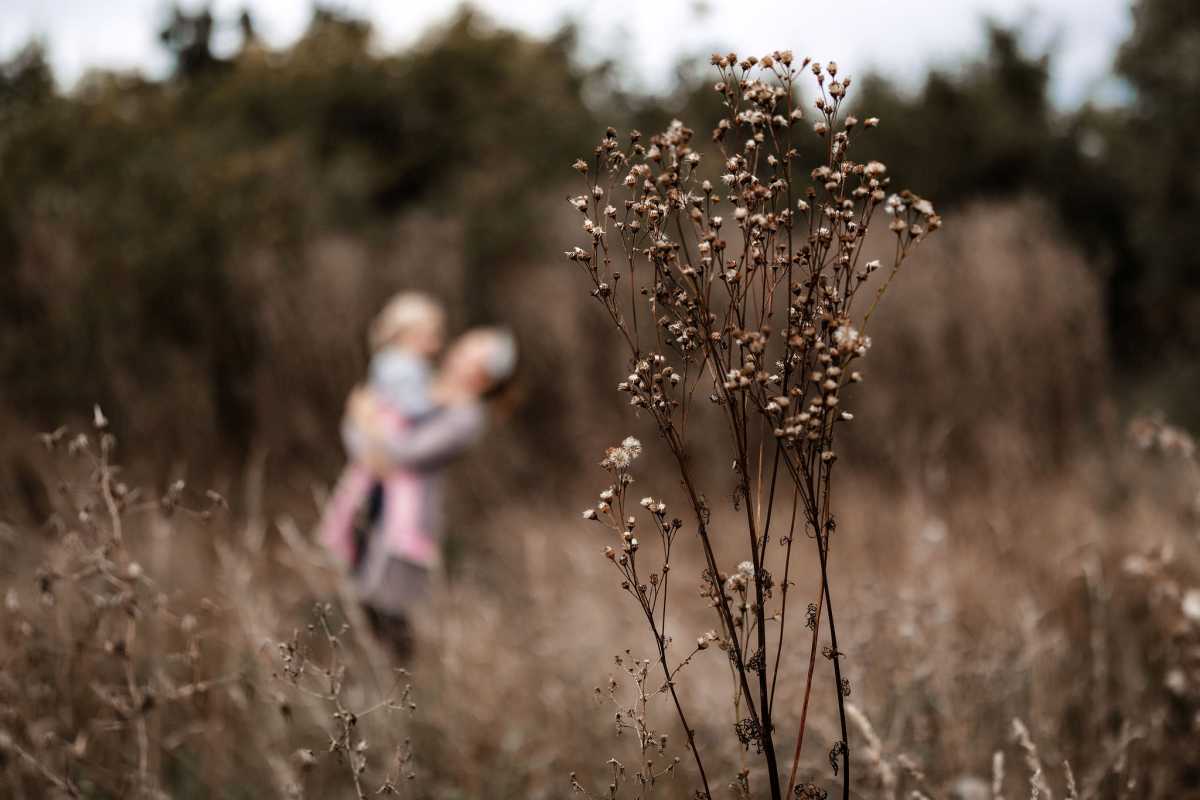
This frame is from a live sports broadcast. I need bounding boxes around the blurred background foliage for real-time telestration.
[0,0,1196,479]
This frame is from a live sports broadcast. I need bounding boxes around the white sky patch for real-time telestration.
[2,0,1133,106]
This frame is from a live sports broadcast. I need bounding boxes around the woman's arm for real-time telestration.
[367,403,486,470]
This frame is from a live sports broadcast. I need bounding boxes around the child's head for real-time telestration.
[369,292,445,357]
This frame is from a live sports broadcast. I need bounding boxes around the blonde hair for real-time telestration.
[368,292,443,352]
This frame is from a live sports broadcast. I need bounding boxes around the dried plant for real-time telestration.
[1129,414,1198,463]
[0,410,230,798]
[1011,719,1051,800]
[274,603,416,798]
[569,650,686,799]
[568,52,940,799]
[0,411,415,799]
[1128,412,1200,520]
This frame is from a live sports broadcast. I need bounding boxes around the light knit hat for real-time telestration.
[478,328,518,383]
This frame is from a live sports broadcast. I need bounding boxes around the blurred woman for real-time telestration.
[320,327,518,657]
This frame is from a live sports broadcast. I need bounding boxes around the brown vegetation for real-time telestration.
[2,7,1200,796]
[1,194,1197,798]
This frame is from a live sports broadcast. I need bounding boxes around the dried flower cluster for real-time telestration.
[1121,545,1200,748]
[568,52,939,799]
[1129,414,1198,462]
[1129,412,1200,521]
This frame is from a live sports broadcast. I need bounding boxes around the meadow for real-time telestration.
[3,195,1198,798]
[2,6,1200,799]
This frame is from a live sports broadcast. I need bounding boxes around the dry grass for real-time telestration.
[1,180,1198,800]
[3,419,1196,798]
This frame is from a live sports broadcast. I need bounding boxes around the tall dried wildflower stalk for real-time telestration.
[567,52,940,799]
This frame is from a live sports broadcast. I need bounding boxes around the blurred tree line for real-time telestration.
[0,0,1196,474]
[1,7,603,471]
[851,9,1200,425]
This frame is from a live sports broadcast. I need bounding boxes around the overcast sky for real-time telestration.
[2,0,1134,105]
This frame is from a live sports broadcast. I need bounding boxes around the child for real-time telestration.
[344,293,445,472]
[367,292,444,419]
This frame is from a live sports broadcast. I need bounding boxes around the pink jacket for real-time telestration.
[320,462,438,567]
[319,402,486,570]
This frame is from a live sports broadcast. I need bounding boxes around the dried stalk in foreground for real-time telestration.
[568,51,940,800]
[1,412,417,799]
[275,604,417,799]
